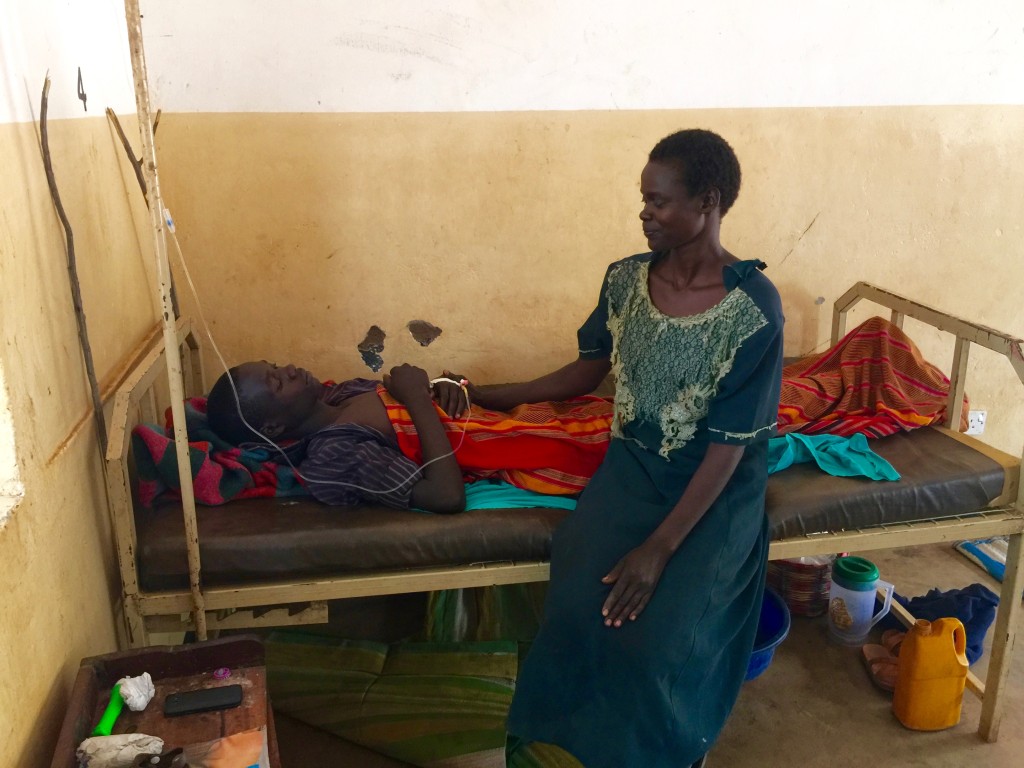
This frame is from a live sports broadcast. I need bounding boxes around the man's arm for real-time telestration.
[384,364,466,514]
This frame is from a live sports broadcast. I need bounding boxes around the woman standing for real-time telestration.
[461,128,783,767]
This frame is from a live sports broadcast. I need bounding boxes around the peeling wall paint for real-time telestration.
[0,365,21,529]
[408,320,442,347]
[358,325,386,372]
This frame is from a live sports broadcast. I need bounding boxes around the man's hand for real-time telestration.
[600,540,673,627]
[387,365,465,513]
[383,364,433,406]
[433,369,474,417]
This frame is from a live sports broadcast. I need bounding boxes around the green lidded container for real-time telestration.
[831,556,880,592]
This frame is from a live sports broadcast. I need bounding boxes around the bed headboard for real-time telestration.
[103,318,203,646]
[833,283,1024,483]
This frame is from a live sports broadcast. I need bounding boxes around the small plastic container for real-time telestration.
[827,556,894,645]
[892,618,969,731]
[745,588,791,681]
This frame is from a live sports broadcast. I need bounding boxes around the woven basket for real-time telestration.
[767,555,837,618]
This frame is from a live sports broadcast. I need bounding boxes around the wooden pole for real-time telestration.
[122,0,207,639]
[38,75,108,454]
[105,106,180,319]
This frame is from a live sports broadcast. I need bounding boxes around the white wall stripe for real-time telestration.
[6,1,1022,124]
[138,0,1024,113]
[1,0,136,124]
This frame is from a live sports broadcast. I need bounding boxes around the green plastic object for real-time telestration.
[92,683,124,737]
[832,555,880,591]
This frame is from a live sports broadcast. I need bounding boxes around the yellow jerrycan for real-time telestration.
[892,617,969,730]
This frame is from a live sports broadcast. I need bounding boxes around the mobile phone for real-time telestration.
[163,684,243,717]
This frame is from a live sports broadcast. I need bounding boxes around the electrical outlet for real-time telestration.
[966,410,987,435]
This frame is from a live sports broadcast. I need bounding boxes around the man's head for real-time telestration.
[206,361,323,444]
[647,129,742,216]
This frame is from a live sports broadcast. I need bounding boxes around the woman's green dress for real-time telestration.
[507,255,784,767]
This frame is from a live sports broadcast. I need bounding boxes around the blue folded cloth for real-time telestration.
[768,432,900,481]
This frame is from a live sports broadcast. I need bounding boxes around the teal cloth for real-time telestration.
[767,432,900,480]
[464,480,578,511]
[426,482,573,646]
[413,481,577,514]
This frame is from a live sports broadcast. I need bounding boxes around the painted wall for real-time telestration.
[140,1,1024,112]
[156,108,1023,452]
[3,3,1024,765]
[141,1,1024,455]
[0,2,158,765]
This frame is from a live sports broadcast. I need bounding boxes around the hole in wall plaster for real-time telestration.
[358,325,386,372]
[0,480,25,529]
[0,367,22,530]
[407,320,442,347]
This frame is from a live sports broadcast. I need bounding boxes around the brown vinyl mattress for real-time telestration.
[136,427,1007,591]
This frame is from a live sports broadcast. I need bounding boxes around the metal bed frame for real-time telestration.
[104,283,1024,741]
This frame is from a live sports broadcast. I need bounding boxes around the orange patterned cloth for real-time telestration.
[376,385,613,495]
[779,316,968,437]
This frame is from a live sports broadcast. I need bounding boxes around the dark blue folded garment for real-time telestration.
[879,583,999,665]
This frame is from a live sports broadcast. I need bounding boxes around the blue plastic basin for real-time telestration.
[745,587,791,681]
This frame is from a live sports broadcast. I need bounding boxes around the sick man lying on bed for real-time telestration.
[205,361,613,513]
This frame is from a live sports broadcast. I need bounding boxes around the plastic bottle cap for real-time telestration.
[832,556,882,591]
[213,667,231,680]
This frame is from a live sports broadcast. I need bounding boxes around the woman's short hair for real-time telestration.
[649,129,742,215]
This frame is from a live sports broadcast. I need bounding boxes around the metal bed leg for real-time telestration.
[122,594,149,649]
[979,528,1024,741]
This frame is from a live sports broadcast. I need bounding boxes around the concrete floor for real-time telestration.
[275,542,1024,767]
[717,543,1023,768]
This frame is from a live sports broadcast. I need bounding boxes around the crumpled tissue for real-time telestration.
[76,733,164,767]
[117,672,156,711]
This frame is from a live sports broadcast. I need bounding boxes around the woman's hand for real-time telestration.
[600,539,673,627]
[383,364,433,406]
[433,369,473,417]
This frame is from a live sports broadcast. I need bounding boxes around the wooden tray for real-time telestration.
[50,635,279,767]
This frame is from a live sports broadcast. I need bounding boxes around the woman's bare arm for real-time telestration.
[438,356,611,415]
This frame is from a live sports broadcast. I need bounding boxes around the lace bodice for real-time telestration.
[605,259,769,457]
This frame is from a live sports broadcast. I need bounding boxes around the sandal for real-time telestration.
[881,629,906,657]
[861,643,898,693]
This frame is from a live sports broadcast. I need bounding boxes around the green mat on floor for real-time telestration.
[426,583,548,643]
[266,631,518,768]
[505,738,583,768]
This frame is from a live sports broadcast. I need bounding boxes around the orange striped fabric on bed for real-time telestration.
[377,385,613,495]
[779,316,968,438]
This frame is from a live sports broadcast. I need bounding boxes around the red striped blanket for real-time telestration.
[779,316,968,437]
[377,385,613,495]
[131,317,962,507]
